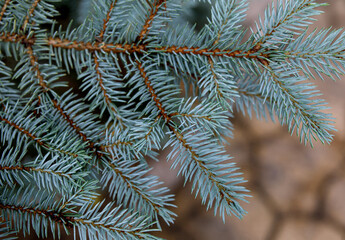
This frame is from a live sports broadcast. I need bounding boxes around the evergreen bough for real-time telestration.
[0,0,341,239]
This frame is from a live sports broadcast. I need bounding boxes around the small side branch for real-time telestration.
[137,61,171,121]
[105,160,161,213]
[0,0,11,23]
[0,165,72,179]
[51,99,96,149]
[0,203,74,228]
[0,116,44,145]
[98,0,118,40]
[138,61,235,206]
[0,32,35,45]
[22,0,42,30]
[0,116,79,158]
[138,0,166,41]
[26,45,49,91]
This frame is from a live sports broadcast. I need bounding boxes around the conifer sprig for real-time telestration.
[0,0,342,239]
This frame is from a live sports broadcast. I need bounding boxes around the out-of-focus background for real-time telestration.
[151,0,345,239]
[17,0,345,239]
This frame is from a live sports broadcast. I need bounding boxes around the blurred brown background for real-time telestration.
[151,1,345,239]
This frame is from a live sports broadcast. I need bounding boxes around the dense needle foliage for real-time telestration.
[0,0,343,239]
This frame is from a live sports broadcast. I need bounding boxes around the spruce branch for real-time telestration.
[260,62,334,144]
[207,0,248,47]
[0,187,158,240]
[100,156,176,226]
[254,0,326,47]
[0,0,10,23]
[0,147,85,190]
[135,60,246,218]
[0,0,343,238]
[96,0,118,41]
[138,0,167,41]
[283,28,345,80]
[0,104,87,159]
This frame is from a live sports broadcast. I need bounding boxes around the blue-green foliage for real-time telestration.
[0,0,341,239]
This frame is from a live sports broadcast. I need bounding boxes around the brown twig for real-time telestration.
[138,0,166,41]
[22,0,41,31]
[26,45,49,91]
[98,0,118,41]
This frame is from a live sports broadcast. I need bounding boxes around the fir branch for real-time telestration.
[98,0,118,41]
[0,203,74,228]
[208,0,248,47]
[51,99,94,147]
[0,187,73,238]
[0,165,72,181]
[101,156,175,225]
[58,181,99,212]
[1,187,157,239]
[166,127,247,219]
[101,127,148,163]
[198,55,239,110]
[0,0,11,23]
[0,115,44,146]
[0,32,35,46]
[283,28,345,80]
[49,98,103,158]
[0,0,341,237]
[38,92,105,160]
[171,98,231,137]
[26,45,50,92]
[73,201,158,240]
[47,36,269,62]
[255,0,325,47]
[143,115,162,140]
[130,115,165,152]
[12,0,58,32]
[47,37,146,53]
[138,0,166,41]
[212,12,232,46]
[22,0,41,31]
[208,57,224,98]
[1,32,270,67]
[92,54,124,125]
[154,44,268,60]
[137,61,171,121]
[9,27,105,161]
[0,147,86,192]
[87,2,127,125]
[14,42,66,100]
[0,106,84,158]
[137,60,246,218]
[262,63,334,144]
